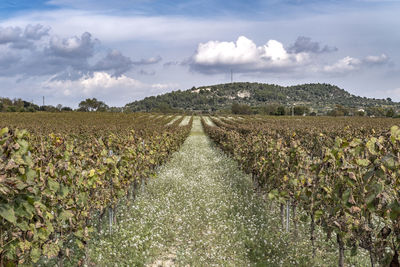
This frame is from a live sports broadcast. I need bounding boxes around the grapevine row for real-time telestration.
[202,116,400,266]
[0,114,192,266]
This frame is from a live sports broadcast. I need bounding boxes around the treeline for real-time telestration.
[125,88,216,113]
[0,98,42,112]
[231,102,399,117]
[0,97,122,113]
[124,82,398,113]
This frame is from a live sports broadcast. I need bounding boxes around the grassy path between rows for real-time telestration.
[88,117,367,266]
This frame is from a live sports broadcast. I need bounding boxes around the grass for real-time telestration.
[87,117,370,266]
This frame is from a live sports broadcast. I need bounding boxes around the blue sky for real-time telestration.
[0,0,399,107]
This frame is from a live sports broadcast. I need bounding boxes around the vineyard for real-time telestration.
[1,113,400,266]
[0,113,192,266]
[202,115,400,267]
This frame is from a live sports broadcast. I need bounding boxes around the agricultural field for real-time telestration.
[1,113,400,266]
[0,113,192,266]
[203,115,400,267]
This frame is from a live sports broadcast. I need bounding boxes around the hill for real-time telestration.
[124,82,398,114]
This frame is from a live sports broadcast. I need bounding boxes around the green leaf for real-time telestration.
[342,189,351,204]
[391,125,399,134]
[30,247,41,263]
[366,193,377,211]
[300,214,308,222]
[22,202,35,218]
[26,169,36,182]
[351,246,358,256]
[390,202,400,220]
[17,139,29,155]
[314,210,324,221]
[366,138,377,155]
[382,155,397,170]
[16,129,28,139]
[356,159,370,167]
[75,239,84,249]
[268,189,278,200]
[390,125,400,139]
[0,127,8,136]
[47,179,60,192]
[59,210,73,222]
[349,138,362,147]
[19,240,32,251]
[74,229,84,238]
[0,204,16,224]
[43,242,59,258]
[16,220,29,231]
[363,170,374,182]
[59,185,69,198]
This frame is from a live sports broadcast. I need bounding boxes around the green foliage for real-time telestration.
[386,108,395,117]
[260,104,287,115]
[0,98,40,113]
[293,106,310,116]
[231,102,252,114]
[125,82,399,114]
[327,105,350,116]
[202,115,400,266]
[78,98,109,112]
[0,113,192,265]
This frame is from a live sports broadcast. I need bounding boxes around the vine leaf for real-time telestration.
[0,204,16,224]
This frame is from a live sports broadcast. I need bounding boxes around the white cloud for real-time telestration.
[191,36,310,74]
[1,6,398,105]
[132,55,162,65]
[47,32,96,58]
[323,56,362,73]
[80,72,142,92]
[44,72,143,94]
[194,36,259,65]
[323,54,390,74]
[0,25,163,79]
[364,54,388,65]
[0,26,22,44]
[0,9,255,48]
[42,72,177,105]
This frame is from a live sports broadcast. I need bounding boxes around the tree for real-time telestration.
[293,106,310,116]
[78,98,109,112]
[276,106,286,116]
[261,104,277,115]
[386,108,395,118]
[231,102,252,115]
[355,110,365,116]
[366,107,385,117]
[327,105,350,116]
[261,103,287,115]
[40,105,58,112]
[61,106,73,111]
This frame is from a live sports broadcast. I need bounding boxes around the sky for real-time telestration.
[0,0,399,107]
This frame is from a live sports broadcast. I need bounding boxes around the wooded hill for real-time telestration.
[124,82,398,114]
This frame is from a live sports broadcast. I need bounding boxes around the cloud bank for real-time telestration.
[42,71,178,106]
[190,36,390,76]
[190,36,310,74]
[323,54,389,74]
[0,24,162,80]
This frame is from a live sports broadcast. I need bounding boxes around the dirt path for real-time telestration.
[89,118,294,266]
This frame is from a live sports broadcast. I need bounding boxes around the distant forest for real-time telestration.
[1,82,399,117]
[124,82,398,117]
